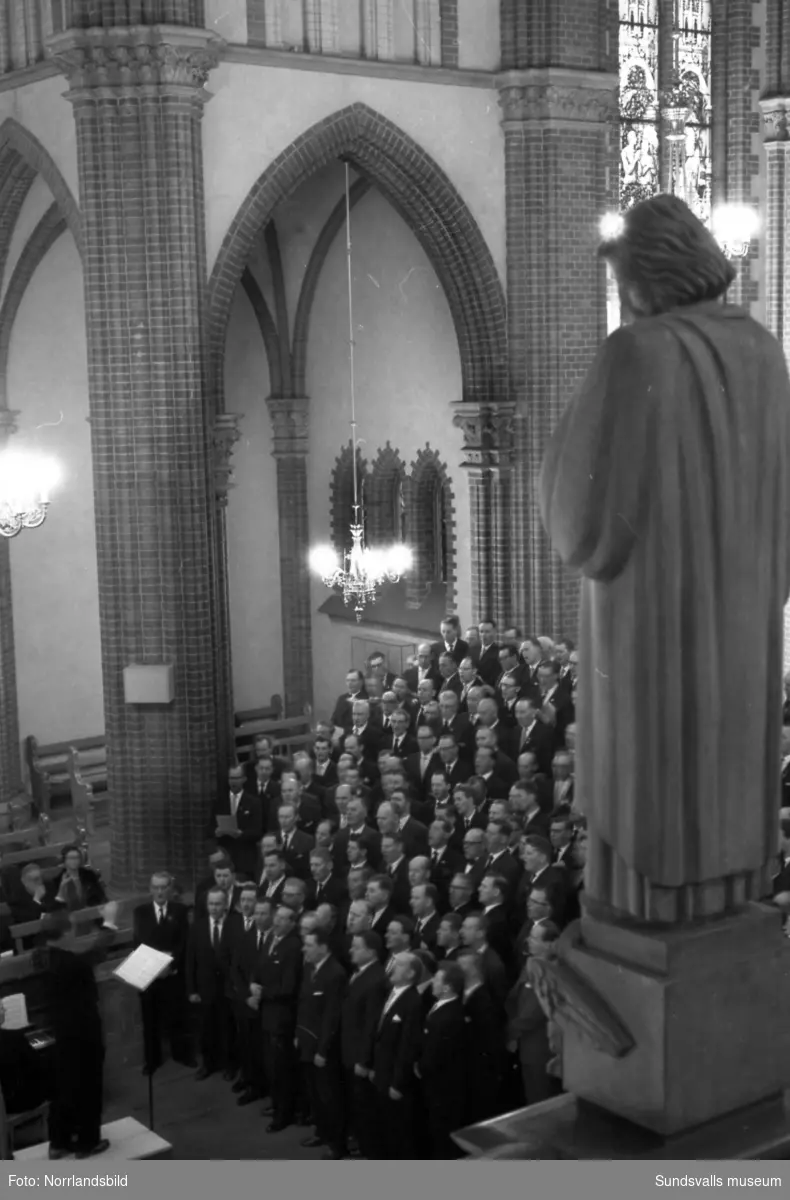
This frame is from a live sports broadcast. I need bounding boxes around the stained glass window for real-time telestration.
[618,0,713,223]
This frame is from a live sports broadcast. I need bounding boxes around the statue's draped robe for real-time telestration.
[540,301,790,922]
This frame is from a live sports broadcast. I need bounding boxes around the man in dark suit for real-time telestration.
[380,834,411,913]
[368,651,397,693]
[279,775,322,839]
[333,794,381,870]
[459,822,489,894]
[296,929,348,1159]
[340,929,388,1159]
[405,725,443,798]
[306,848,348,910]
[415,960,467,1158]
[513,698,555,776]
[276,802,315,880]
[410,883,442,955]
[431,616,469,667]
[255,904,302,1131]
[437,692,473,754]
[537,660,575,744]
[477,872,517,979]
[436,652,463,698]
[365,874,398,944]
[258,849,288,905]
[313,736,339,789]
[404,643,443,696]
[340,700,382,761]
[476,621,501,688]
[210,764,264,879]
[437,737,473,795]
[379,708,417,759]
[133,872,192,1075]
[370,951,423,1159]
[517,836,570,916]
[194,859,244,918]
[484,820,523,893]
[458,949,505,1122]
[186,888,241,1081]
[506,922,562,1106]
[331,670,367,733]
[459,912,509,1008]
[247,757,282,834]
[427,817,464,904]
[447,873,477,920]
[230,894,272,1104]
[35,902,119,1160]
[474,747,510,801]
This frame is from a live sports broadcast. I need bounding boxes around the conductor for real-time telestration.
[33,900,119,1160]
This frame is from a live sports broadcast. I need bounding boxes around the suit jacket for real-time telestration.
[463,984,505,1114]
[417,998,467,1114]
[514,721,556,775]
[476,644,501,687]
[50,866,107,912]
[37,926,116,1043]
[413,910,442,954]
[431,639,470,667]
[369,903,398,943]
[372,985,423,1094]
[193,880,245,918]
[133,900,189,975]
[305,874,348,911]
[404,666,443,696]
[339,725,382,763]
[256,874,287,906]
[253,930,303,1033]
[378,730,418,760]
[429,846,464,901]
[506,974,552,1071]
[331,691,367,732]
[437,672,463,698]
[229,921,267,1003]
[340,960,389,1070]
[8,892,59,940]
[385,857,412,913]
[332,824,381,871]
[396,815,429,860]
[295,955,347,1062]
[244,778,282,831]
[405,751,444,797]
[481,903,516,977]
[212,789,264,878]
[462,856,489,893]
[484,850,522,895]
[523,808,552,839]
[313,760,339,790]
[186,912,242,1002]
[277,829,315,879]
[290,795,322,839]
[440,713,474,756]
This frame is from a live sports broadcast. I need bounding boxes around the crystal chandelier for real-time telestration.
[711,202,760,260]
[0,447,60,538]
[309,163,412,622]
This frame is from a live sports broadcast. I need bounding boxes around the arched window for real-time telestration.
[330,442,367,557]
[619,0,712,224]
[405,446,456,611]
[366,443,406,545]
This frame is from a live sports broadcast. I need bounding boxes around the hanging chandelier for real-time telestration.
[0,447,60,538]
[309,163,412,622]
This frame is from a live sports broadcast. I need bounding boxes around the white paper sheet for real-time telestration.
[113,944,173,992]
[2,992,30,1029]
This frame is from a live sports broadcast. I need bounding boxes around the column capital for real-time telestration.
[759,95,790,143]
[212,413,243,508]
[496,68,618,128]
[453,401,517,470]
[266,396,310,459]
[47,24,224,99]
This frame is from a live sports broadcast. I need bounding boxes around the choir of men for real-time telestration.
[135,617,588,1158]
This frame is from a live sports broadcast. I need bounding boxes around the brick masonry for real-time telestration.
[761,1,790,355]
[47,19,224,891]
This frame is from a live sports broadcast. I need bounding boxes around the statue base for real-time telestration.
[452,1092,790,1160]
[561,902,790,1136]
[453,902,790,1158]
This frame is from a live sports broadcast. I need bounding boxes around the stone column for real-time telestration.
[497,67,618,638]
[48,21,224,890]
[0,408,21,802]
[266,396,313,716]
[452,401,515,626]
[760,99,790,352]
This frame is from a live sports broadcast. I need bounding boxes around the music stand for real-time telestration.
[113,945,174,1133]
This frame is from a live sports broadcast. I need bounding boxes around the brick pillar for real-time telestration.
[497,62,618,638]
[266,396,313,716]
[49,22,224,890]
[761,1,790,351]
[453,401,515,625]
[0,408,21,802]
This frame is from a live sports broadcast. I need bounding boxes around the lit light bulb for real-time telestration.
[309,545,339,578]
[599,212,625,241]
[711,203,760,256]
[387,545,413,575]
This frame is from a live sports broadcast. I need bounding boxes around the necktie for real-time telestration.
[257,932,262,950]
[212,921,220,952]
[431,850,439,865]
[245,918,252,932]
[258,783,264,795]
[156,906,162,924]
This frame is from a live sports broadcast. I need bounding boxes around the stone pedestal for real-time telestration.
[455,903,790,1158]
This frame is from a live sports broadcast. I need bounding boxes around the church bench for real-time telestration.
[22,734,107,817]
[235,694,320,761]
[0,840,76,869]
[9,893,151,956]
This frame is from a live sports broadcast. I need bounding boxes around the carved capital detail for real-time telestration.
[0,410,18,445]
[47,25,224,97]
[453,401,517,470]
[497,69,618,126]
[266,396,310,459]
[759,95,790,143]
[213,413,242,508]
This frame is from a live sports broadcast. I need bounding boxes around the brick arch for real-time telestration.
[0,205,67,406]
[405,444,456,612]
[207,103,507,411]
[0,119,82,262]
[367,442,407,544]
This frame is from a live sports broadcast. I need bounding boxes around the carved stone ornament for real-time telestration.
[527,950,635,1078]
[497,70,619,126]
[452,401,516,469]
[47,25,224,94]
[266,396,310,459]
[213,413,242,507]
[759,96,790,143]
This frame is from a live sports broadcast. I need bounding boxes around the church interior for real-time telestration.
[0,0,789,1166]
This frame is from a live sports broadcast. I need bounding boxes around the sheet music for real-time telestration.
[2,992,30,1030]
[113,944,173,992]
[216,813,238,834]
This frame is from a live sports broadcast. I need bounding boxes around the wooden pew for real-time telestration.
[23,734,107,817]
[234,697,316,764]
[0,840,76,869]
